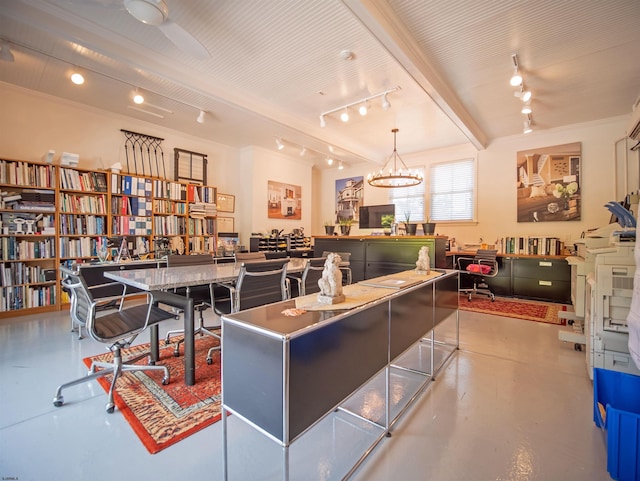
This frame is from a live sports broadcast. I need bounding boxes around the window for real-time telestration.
[389,167,425,222]
[430,158,475,222]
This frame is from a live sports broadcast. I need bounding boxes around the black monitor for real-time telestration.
[359,204,395,228]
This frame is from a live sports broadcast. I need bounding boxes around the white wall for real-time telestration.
[0,83,313,248]
[317,116,630,249]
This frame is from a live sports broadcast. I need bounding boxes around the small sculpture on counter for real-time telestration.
[317,252,345,304]
[415,245,431,274]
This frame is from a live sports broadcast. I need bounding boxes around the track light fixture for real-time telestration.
[510,53,522,86]
[521,102,532,114]
[133,89,145,104]
[319,87,400,127]
[275,138,285,150]
[338,161,344,170]
[523,114,534,134]
[514,85,531,102]
[196,110,206,123]
[0,40,14,62]
[327,158,334,165]
[70,71,85,85]
[299,146,306,156]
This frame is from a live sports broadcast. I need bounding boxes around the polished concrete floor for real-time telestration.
[0,304,611,481]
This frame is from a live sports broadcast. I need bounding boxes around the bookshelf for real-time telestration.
[0,159,58,315]
[58,167,108,265]
[0,158,219,318]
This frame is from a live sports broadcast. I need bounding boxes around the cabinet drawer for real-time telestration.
[513,258,569,281]
[512,278,570,302]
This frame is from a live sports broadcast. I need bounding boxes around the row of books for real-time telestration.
[154,199,187,215]
[498,236,566,256]
[153,215,187,236]
[111,216,152,236]
[0,237,56,261]
[59,168,108,192]
[0,262,53,287]
[189,202,217,218]
[1,213,55,235]
[0,285,56,311]
[188,218,216,236]
[111,195,152,216]
[58,236,100,259]
[0,160,55,188]
[189,236,216,254]
[60,193,107,214]
[111,174,153,197]
[153,179,187,201]
[59,214,107,236]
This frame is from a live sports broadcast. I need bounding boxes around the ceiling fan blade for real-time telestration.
[158,20,210,59]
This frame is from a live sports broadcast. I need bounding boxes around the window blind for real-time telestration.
[429,159,475,221]
[389,167,426,222]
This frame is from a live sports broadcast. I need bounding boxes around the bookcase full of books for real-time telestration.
[0,158,219,318]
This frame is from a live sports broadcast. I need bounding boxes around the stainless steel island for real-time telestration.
[221,269,459,480]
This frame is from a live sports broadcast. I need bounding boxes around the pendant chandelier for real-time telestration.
[367,128,423,188]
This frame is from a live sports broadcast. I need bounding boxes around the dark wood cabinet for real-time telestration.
[452,253,570,303]
[313,236,446,282]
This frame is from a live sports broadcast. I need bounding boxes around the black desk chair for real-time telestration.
[234,252,266,263]
[164,254,221,358]
[321,251,352,285]
[211,258,290,363]
[456,249,499,301]
[288,256,326,297]
[54,266,175,413]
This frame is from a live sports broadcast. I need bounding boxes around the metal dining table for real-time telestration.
[104,257,307,385]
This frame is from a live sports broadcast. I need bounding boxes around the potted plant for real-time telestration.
[422,217,436,235]
[381,214,394,236]
[404,211,417,235]
[324,220,336,236]
[338,218,353,236]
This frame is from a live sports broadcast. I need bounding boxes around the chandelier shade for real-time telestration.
[367,129,423,188]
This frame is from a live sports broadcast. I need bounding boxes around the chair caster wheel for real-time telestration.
[574,343,582,351]
[490,294,495,302]
[106,404,115,414]
[206,358,213,365]
[173,350,180,357]
[53,396,64,407]
[162,377,170,385]
[149,360,156,366]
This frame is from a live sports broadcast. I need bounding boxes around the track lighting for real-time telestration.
[510,53,522,86]
[197,110,206,123]
[327,158,334,165]
[275,138,285,150]
[70,71,85,85]
[0,40,14,62]
[133,90,144,104]
[338,161,344,170]
[514,86,532,102]
[523,120,532,134]
[521,102,532,114]
[319,87,399,126]
[381,93,391,110]
[299,146,306,156]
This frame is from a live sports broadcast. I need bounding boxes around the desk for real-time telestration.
[104,258,306,385]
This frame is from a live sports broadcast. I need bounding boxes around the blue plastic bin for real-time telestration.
[593,368,640,481]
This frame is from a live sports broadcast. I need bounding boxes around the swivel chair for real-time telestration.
[288,257,326,297]
[209,258,290,363]
[457,249,499,301]
[163,254,221,358]
[54,266,175,413]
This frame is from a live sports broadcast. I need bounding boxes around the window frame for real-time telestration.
[428,157,477,224]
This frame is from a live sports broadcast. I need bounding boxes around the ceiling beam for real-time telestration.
[343,0,487,150]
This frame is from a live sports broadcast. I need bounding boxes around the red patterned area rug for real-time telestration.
[458,295,567,325]
[83,335,221,454]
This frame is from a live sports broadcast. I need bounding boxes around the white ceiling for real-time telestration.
[1,0,639,170]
